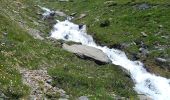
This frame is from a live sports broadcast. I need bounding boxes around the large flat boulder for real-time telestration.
[62,44,111,64]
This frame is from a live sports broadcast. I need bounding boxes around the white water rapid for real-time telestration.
[42,7,170,100]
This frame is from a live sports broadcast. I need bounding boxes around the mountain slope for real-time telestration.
[0,0,169,99]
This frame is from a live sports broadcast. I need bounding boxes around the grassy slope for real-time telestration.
[0,0,169,99]
[40,0,170,77]
[0,0,137,99]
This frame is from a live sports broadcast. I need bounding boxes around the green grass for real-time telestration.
[0,0,170,99]
[38,0,170,77]
[48,58,137,99]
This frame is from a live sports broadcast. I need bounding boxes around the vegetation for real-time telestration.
[0,0,169,99]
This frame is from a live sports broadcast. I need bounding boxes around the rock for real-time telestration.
[110,43,129,50]
[100,19,110,27]
[141,32,148,37]
[139,47,149,57]
[158,25,163,28]
[78,96,89,100]
[131,53,140,60]
[46,79,52,84]
[78,13,87,19]
[155,58,170,70]
[138,94,153,100]
[70,12,77,17]
[55,10,67,17]
[137,3,150,10]
[62,43,111,64]
[3,32,8,36]
[155,58,167,63]
[104,1,117,7]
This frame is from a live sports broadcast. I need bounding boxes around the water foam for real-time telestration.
[50,20,170,100]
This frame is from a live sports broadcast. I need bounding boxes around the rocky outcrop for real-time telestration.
[20,68,69,100]
[62,43,111,64]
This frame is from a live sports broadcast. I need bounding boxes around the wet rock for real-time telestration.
[131,53,140,60]
[110,43,130,50]
[78,96,89,100]
[62,43,111,64]
[100,19,110,27]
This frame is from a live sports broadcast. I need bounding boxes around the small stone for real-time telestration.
[138,94,152,100]
[46,79,52,84]
[78,13,87,19]
[79,96,89,100]
[70,12,77,16]
[155,58,167,63]
[3,32,8,36]
[137,3,150,10]
[141,32,148,37]
[139,47,149,57]
[158,25,163,28]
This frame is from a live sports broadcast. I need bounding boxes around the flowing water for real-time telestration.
[42,7,170,100]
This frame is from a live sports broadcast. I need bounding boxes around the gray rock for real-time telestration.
[78,96,89,100]
[139,47,149,57]
[78,13,87,19]
[138,94,153,100]
[55,10,67,17]
[137,3,150,10]
[141,32,148,37]
[155,58,167,63]
[70,12,77,17]
[62,44,111,63]
[46,79,52,84]
[3,32,8,36]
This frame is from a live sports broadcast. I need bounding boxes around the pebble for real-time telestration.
[141,32,148,37]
